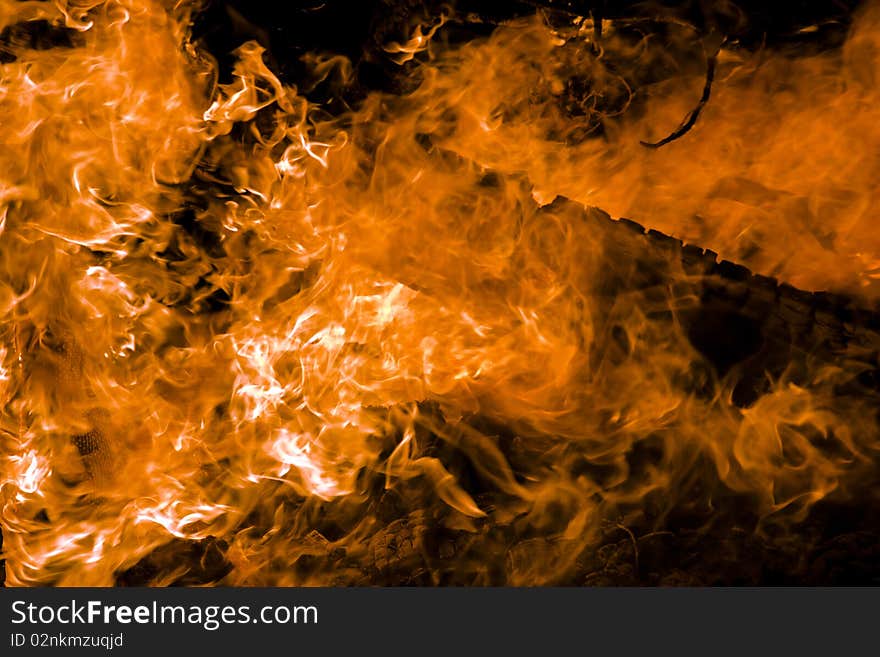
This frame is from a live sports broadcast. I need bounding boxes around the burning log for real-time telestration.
[553,198,880,404]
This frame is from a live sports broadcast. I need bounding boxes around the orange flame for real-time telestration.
[1,0,878,585]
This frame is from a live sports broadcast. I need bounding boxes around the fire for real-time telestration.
[0,0,878,585]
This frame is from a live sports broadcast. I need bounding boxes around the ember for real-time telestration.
[1,0,879,586]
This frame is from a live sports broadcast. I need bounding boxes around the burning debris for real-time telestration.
[1,0,879,586]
